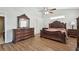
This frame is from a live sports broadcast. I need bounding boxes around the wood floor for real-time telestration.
[0,35,77,51]
[0,36,4,44]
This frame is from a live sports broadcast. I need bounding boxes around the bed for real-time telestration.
[40,21,68,44]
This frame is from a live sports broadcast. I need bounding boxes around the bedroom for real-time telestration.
[0,7,79,51]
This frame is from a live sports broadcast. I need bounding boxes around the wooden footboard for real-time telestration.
[40,30,66,44]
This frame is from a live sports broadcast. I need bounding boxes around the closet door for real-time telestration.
[0,16,5,43]
[0,16,4,36]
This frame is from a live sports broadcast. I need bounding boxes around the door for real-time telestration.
[0,16,5,44]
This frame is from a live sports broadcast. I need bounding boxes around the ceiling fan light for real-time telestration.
[44,11,49,14]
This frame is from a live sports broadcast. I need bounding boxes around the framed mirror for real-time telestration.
[17,14,30,28]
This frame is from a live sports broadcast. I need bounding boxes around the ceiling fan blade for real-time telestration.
[49,11,53,14]
[50,8,56,11]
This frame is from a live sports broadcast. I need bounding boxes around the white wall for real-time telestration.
[43,9,79,29]
[0,7,43,43]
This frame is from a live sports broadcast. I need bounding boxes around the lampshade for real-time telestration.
[70,21,75,25]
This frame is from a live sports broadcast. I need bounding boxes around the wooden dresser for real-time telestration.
[13,28,34,43]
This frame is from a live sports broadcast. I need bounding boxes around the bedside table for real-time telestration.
[67,29,78,38]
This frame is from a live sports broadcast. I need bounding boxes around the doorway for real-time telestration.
[0,16,5,44]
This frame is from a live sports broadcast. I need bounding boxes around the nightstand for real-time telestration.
[67,29,78,38]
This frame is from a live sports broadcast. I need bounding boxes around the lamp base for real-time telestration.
[72,25,74,29]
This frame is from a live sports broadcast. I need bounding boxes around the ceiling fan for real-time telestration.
[43,7,56,15]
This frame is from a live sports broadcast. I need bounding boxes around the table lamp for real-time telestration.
[71,21,75,29]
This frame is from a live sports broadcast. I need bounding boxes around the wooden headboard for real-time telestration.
[49,21,66,29]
